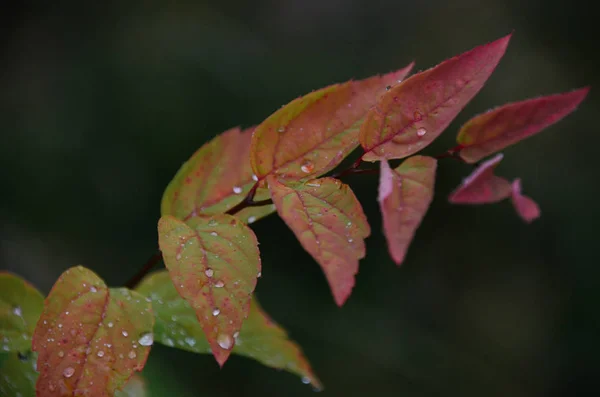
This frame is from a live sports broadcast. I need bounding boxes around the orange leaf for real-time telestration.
[267,176,370,305]
[448,153,512,204]
[378,156,437,265]
[157,214,260,366]
[457,88,590,163]
[32,266,154,397]
[359,35,511,161]
[161,126,273,225]
[251,64,414,180]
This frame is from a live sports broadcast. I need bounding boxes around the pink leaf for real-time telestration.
[379,156,437,265]
[359,35,511,161]
[458,88,590,163]
[511,179,541,223]
[448,153,512,204]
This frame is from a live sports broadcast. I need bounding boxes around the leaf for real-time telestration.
[267,176,370,305]
[511,179,540,223]
[359,35,511,161]
[161,126,274,225]
[0,352,38,397]
[157,214,261,366]
[114,374,146,397]
[136,271,322,389]
[448,153,512,204]
[378,156,437,265]
[250,64,414,180]
[0,272,44,353]
[32,266,154,397]
[457,88,590,163]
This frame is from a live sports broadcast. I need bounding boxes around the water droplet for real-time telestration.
[306,182,321,187]
[248,216,257,224]
[301,161,314,174]
[58,351,64,358]
[97,350,105,358]
[3,345,9,351]
[48,383,56,392]
[165,338,175,347]
[138,333,153,346]
[217,334,233,350]
[257,271,262,278]
[63,367,75,378]
[385,85,392,91]
[107,322,113,328]
[232,186,243,194]
[302,376,311,384]
[208,219,218,226]
[205,269,214,278]
[13,307,22,316]
[176,253,182,260]
[348,238,354,243]
[277,126,285,133]
[233,332,240,339]
[184,337,196,347]
[128,350,137,359]
[122,331,129,337]
[90,286,97,293]
[212,309,220,316]
[252,174,259,181]
[214,280,224,288]
[416,128,427,137]
[210,232,218,237]
[346,221,352,228]
[58,324,63,328]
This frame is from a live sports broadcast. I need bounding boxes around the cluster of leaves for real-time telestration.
[1,34,588,396]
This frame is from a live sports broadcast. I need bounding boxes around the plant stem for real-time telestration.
[125,251,162,289]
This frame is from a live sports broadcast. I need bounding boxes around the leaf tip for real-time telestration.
[511,179,541,223]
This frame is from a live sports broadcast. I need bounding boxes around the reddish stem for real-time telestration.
[125,251,163,289]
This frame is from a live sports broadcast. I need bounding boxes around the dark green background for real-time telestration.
[1,1,597,396]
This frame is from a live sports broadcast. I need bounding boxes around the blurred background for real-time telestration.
[1,1,597,396]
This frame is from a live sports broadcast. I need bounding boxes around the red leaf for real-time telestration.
[379,156,437,265]
[448,153,512,204]
[511,179,540,223]
[359,35,511,161]
[32,266,154,397]
[161,126,274,225]
[458,88,590,163]
[157,214,261,366]
[251,63,414,180]
[267,176,370,305]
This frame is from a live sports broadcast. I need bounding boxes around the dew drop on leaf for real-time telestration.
[13,306,22,316]
[417,128,427,137]
[122,330,129,337]
[232,186,243,194]
[277,126,285,133]
[107,322,113,328]
[252,174,259,181]
[205,268,214,277]
[97,350,105,357]
[128,350,137,359]
[302,376,311,384]
[217,334,233,350]
[184,337,196,347]
[63,367,75,378]
[58,351,64,358]
[248,216,257,224]
[301,161,314,174]
[212,309,220,316]
[138,332,154,346]
[90,286,98,293]
[210,232,218,237]
[214,280,224,288]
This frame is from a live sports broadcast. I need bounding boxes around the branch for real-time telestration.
[125,251,163,289]
[225,182,273,216]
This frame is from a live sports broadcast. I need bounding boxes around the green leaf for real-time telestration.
[457,88,589,163]
[267,176,370,305]
[359,35,511,161]
[0,272,44,353]
[250,64,414,180]
[378,156,437,265]
[0,352,38,397]
[157,214,261,366]
[32,266,154,397]
[136,270,322,389]
[161,126,274,225]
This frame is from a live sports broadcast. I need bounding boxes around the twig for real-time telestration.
[125,251,162,289]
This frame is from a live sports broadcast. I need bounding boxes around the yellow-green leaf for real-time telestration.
[0,272,44,353]
[136,271,322,389]
[161,126,274,225]
[157,214,260,366]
